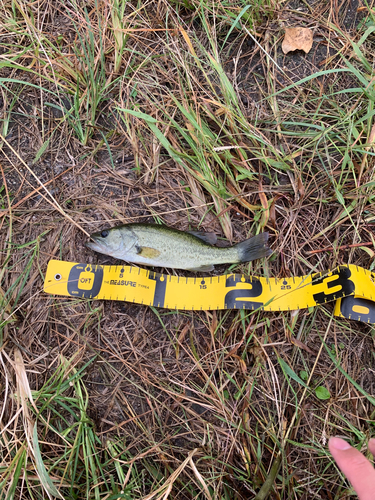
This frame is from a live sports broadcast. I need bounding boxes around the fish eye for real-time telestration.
[101,230,109,238]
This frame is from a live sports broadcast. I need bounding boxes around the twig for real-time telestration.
[305,241,374,255]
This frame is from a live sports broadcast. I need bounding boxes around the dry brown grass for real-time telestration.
[0,0,375,498]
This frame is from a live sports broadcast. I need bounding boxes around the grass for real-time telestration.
[0,0,375,498]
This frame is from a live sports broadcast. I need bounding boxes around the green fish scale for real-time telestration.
[123,224,239,269]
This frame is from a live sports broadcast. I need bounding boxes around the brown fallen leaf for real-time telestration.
[282,27,313,54]
[269,199,276,227]
[291,337,317,356]
[258,190,270,228]
[297,175,305,198]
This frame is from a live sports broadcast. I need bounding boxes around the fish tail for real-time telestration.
[235,233,272,263]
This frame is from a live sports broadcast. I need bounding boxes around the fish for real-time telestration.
[86,223,272,272]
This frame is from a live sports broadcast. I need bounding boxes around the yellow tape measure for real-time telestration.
[44,260,375,324]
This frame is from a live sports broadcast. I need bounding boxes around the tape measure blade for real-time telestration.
[43,260,375,324]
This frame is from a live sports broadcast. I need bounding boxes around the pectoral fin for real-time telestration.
[136,246,161,259]
[185,264,214,272]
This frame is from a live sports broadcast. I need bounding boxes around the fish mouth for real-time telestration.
[86,239,104,253]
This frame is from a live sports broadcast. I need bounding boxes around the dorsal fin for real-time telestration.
[187,231,217,245]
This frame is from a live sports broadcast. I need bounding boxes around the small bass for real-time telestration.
[86,223,271,272]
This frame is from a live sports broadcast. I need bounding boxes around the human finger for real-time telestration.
[369,438,375,457]
[329,437,375,500]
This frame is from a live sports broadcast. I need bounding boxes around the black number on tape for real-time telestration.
[340,296,375,323]
[148,272,167,307]
[67,264,104,298]
[224,275,263,310]
[312,266,355,304]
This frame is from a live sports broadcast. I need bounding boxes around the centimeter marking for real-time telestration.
[44,260,375,324]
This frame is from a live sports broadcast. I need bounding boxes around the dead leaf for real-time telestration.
[226,353,247,375]
[269,199,276,227]
[282,27,313,54]
[176,322,191,359]
[297,175,305,198]
[291,337,316,355]
[259,191,270,228]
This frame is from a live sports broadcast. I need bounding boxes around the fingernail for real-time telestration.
[330,437,351,450]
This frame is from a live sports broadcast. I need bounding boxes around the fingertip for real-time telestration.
[329,436,351,451]
[369,438,375,455]
[329,436,375,500]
